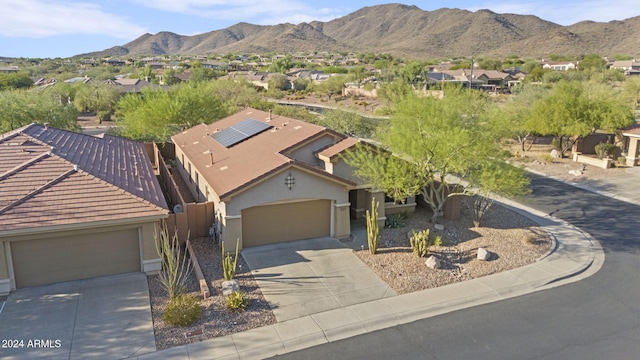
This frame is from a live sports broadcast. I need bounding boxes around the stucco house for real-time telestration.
[0,124,169,293]
[172,108,415,249]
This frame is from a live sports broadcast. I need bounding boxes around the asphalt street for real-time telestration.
[272,174,640,360]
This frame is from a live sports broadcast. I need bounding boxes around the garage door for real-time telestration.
[242,200,331,247]
[12,228,140,288]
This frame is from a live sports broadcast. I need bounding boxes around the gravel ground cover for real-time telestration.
[355,204,552,294]
[148,236,276,350]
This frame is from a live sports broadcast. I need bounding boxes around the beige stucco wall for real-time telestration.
[0,242,8,279]
[141,222,160,261]
[221,216,242,251]
[287,134,337,166]
[334,203,351,239]
[225,167,349,215]
[331,158,367,185]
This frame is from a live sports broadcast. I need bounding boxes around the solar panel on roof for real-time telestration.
[211,118,273,148]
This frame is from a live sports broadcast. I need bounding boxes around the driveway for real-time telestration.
[0,273,155,360]
[241,237,396,322]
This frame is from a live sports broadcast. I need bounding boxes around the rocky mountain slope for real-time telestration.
[78,3,640,59]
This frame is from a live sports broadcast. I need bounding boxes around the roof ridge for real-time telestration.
[0,151,51,181]
[0,168,75,216]
[0,123,38,143]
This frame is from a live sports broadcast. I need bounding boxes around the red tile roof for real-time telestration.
[0,124,168,232]
[172,108,355,199]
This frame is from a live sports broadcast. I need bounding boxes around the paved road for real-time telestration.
[273,174,640,360]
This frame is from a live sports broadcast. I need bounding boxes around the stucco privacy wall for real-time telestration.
[221,166,351,248]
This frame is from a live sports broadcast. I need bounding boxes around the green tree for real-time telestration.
[314,75,345,100]
[525,81,635,156]
[0,71,34,90]
[115,82,227,141]
[0,89,79,132]
[74,82,122,123]
[344,87,529,222]
[495,84,550,152]
[163,68,181,85]
[268,74,292,91]
[268,56,294,73]
[306,109,379,138]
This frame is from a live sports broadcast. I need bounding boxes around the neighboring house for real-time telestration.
[541,61,578,71]
[622,125,640,166]
[172,108,415,249]
[111,78,163,93]
[610,60,640,76]
[0,124,169,293]
[105,58,126,67]
[0,66,19,73]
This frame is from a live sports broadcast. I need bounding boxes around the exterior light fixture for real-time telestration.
[285,172,295,190]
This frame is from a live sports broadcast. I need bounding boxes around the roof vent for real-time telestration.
[73,164,79,172]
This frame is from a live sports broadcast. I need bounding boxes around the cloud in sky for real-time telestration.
[132,0,348,25]
[0,0,147,38]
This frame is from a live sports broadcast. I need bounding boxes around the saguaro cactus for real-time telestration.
[366,197,380,255]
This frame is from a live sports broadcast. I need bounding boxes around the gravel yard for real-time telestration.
[148,236,276,351]
[355,204,552,294]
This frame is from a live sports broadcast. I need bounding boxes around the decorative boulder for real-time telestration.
[434,224,445,231]
[477,247,490,261]
[425,255,441,269]
[222,279,239,295]
[550,149,561,159]
[568,169,583,177]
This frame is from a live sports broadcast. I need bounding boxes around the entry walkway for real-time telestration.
[241,237,396,322]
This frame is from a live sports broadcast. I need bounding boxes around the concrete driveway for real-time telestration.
[241,237,396,322]
[0,273,155,360]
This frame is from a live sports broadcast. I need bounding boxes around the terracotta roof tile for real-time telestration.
[0,125,169,232]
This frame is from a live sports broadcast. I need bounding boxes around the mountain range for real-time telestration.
[79,3,640,59]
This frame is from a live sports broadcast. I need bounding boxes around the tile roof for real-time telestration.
[0,124,168,232]
[172,108,354,199]
[317,137,359,160]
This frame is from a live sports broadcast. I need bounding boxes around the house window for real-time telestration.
[188,162,192,183]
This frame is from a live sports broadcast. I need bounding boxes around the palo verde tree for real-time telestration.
[0,89,79,132]
[74,82,122,123]
[115,81,227,142]
[344,86,529,222]
[525,80,635,157]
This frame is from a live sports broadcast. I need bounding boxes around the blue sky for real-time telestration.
[1,0,639,58]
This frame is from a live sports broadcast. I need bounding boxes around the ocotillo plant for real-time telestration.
[366,197,379,255]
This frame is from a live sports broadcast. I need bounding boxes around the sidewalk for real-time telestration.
[137,194,605,360]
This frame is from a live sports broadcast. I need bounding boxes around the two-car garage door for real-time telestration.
[242,200,331,247]
[11,228,140,288]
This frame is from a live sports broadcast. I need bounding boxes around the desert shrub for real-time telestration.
[595,143,618,159]
[221,239,240,280]
[432,235,443,247]
[154,225,193,300]
[410,229,431,257]
[366,198,379,255]
[618,156,627,165]
[163,294,201,326]
[539,154,555,163]
[227,291,249,312]
[385,212,407,228]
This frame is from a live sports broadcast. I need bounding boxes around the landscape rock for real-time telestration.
[222,279,239,295]
[477,247,490,261]
[434,224,445,231]
[568,169,583,176]
[425,255,441,269]
[550,149,561,159]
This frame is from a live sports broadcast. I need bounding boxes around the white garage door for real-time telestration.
[12,228,140,288]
